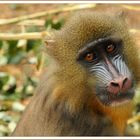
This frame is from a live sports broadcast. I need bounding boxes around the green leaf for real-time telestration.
[0,41,3,49]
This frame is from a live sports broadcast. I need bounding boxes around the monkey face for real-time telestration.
[48,12,139,108]
[77,37,135,107]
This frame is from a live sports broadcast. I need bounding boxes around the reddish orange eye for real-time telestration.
[84,53,94,62]
[106,44,115,53]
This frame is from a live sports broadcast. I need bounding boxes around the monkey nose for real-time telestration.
[107,76,132,94]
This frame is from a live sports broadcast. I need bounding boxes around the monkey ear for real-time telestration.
[45,39,55,48]
[44,32,55,50]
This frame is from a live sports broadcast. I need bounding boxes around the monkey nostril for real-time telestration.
[110,77,128,89]
[107,77,131,94]
[122,78,128,87]
[110,82,119,87]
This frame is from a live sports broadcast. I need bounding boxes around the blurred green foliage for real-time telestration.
[0,14,64,136]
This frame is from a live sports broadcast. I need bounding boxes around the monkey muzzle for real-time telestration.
[96,77,135,107]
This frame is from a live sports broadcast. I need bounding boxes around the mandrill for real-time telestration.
[12,11,140,136]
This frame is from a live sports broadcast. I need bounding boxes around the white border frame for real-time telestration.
[0,1,139,3]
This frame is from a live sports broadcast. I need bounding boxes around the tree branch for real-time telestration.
[0,29,138,41]
[0,31,48,40]
[0,4,96,25]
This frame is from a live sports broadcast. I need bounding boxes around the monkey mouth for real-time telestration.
[109,98,132,107]
[108,90,135,107]
[97,87,135,107]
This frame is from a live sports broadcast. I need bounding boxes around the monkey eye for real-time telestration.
[84,52,97,62]
[105,44,116,53]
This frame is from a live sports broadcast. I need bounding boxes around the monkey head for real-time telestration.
[46,12,140,108]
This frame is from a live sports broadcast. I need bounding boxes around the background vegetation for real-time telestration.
[0,4,139,136]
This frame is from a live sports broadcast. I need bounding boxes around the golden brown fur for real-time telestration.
[12,11,140,136]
